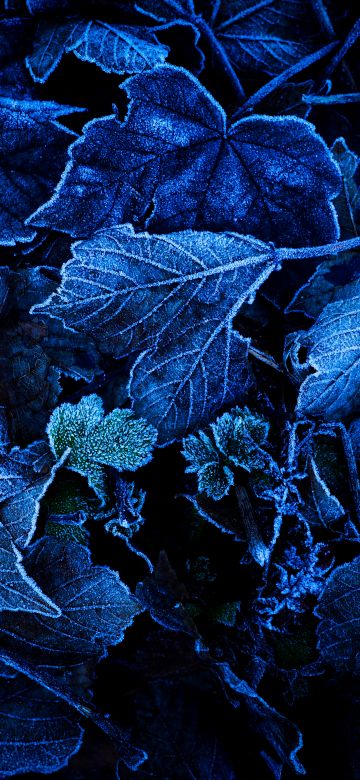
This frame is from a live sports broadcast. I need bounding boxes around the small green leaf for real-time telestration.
[47,395,157,501]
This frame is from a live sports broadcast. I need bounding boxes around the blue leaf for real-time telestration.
[0,441,64,548]
[135,0,196,22]
[216,662,305,775]
[0,522,61,616]
[27,19,169,83]
[136,0,317,77]
[0,98,84,246]
[211,0,317,77]
[0,536,142,665]
[316,555,360,673]
[293,280,360,420]
[28,65,341,246]
[0,672,83,776]
[32,227,290,441]
[308,456,345,525]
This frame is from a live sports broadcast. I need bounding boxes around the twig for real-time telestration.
[233,42,337,117]
[195,15,246,103]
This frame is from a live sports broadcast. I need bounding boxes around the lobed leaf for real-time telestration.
[28,65,341,247]
[48,394,157,499]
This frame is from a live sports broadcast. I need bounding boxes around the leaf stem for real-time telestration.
[233,42,337,117]
[302,92,360,105]
[0,647,147,770]
[195,15,245,103]
[277,236,360,263]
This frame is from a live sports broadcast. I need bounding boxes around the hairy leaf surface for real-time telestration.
[0,441,62,548]
[137,0,317,77]
[0,99,82,245]
[32,227,288,440]
[316,556,360,672]
[294,281,360,420]
[0,673,83,776]
[0,522,60,617]
[29,65,341,246]
[0,536,142,665]
[27,19,168,83]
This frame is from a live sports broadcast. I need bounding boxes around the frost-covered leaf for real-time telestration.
[331,137,360,240]
[182,407,274,500]
[27,19,168,83]
[0,98,83,245]
[0,536,142,665]
[294,281,360,420]
[210,0,316,77]
[183,429,234,500]
[0,522,60,616]
[287,138,360,319]
[0,672,83,776]
[29,65,341,246]
[137,0,317,77]
[286,251,360,320]
[316,555,360,672]
[48,394,157,499]
[308,456,345,525]
[216,662,305,775]
[0,328,61,444]
[0,440,62,548]
[11,267,102,384]
[32,227,295,441]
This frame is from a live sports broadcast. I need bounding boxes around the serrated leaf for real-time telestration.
[32,227,287,441]
[137,0,317,77]
[28,65,341,246]
[182,407,271,500]
[211,0,316,77]
[294,281,360,420]
[27,18,169,83]
[0,522,60,617]
[0,672,83,776]
[331,137,360,240]
[0,441,63,548]
[0,98,83,246]
[316,555,360,672]
[47,394,157,499]
[0,536,142,666]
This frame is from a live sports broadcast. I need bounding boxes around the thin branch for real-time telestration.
[302,92,360,105]
[325,18,360,78]
[195,15,246,103]
[233,41,337,117]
